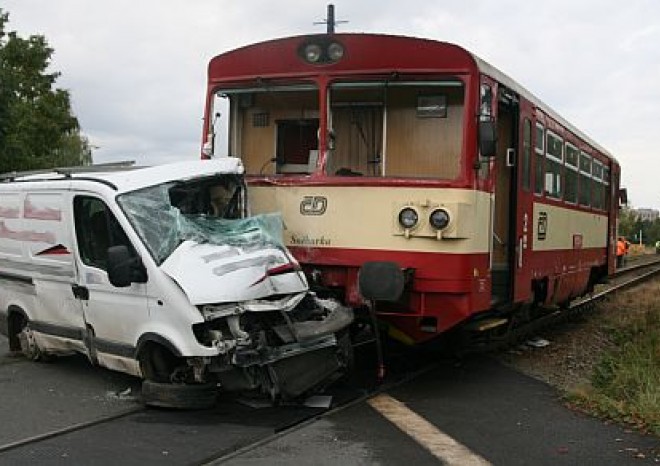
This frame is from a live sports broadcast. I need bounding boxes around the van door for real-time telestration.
[72,195,148,375]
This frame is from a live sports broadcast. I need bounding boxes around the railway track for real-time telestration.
[2,257,659,464]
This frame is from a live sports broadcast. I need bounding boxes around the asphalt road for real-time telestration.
[0,335,141,447]
[0,335,657,465]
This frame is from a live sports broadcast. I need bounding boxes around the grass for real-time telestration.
[566,282,660,436]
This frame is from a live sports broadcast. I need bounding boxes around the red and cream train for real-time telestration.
[201,31,622,345]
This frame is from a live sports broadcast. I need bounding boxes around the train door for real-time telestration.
[512,98,535,303]
[491,86,518,304]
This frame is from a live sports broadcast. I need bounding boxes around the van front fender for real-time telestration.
[135,333,183,359]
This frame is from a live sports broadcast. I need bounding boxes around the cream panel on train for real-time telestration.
[250,186,491,254]
[532,202,608,251]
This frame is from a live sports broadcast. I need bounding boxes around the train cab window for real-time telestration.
[209,84,319,175]
[545,131,563,199]
[534,123,545,195]
[522,119,532,192]
[328,80,464,179]
[565,143,579,204]
[579,151,592,206]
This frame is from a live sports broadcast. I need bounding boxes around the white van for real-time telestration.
[0,159,353,408]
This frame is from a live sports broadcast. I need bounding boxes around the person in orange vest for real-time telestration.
[616,237,626,268]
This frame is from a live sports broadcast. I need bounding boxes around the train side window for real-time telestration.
[592,160,604,210]
[522,118,532,192]
[565,143,579,204]
[545,131,563,199]
[579,151,592,207]
[534,123,545,195]
[603,166,610,209]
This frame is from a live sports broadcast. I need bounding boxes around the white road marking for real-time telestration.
[368,394,491,466]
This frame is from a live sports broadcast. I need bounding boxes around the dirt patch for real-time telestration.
[497,309,614,392]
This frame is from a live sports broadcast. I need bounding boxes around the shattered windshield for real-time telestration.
[117,178,284,265]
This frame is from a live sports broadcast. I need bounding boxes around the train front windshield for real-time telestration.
[210,79,465,179]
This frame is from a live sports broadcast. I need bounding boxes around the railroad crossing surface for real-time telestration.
[1,335,658,465]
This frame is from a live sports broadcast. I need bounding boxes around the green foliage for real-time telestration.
[569,294,660,436]
[0,9,92,173]
[617,206,638,240]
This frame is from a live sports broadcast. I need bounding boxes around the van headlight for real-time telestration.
[429,209,450,230]
[398,207,419,229]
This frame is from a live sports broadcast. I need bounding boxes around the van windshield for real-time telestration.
[117,178,284,265]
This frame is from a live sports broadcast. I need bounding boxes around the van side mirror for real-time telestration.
[478,119,497,158]
[619,187,628,206]
[107,245,147,287]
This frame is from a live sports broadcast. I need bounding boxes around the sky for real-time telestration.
[2,0,660,209]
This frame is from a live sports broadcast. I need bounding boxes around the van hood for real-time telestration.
[160,241,307,305]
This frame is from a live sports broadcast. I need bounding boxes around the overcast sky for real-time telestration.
[2,0,659,209]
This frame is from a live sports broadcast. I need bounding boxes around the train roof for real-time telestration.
[471,54,616,163]
[0,158,245,194]
[209,33,617,164]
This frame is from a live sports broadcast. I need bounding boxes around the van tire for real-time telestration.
[16,319,55,362]
[138,344,180,383]
[141,380,217,410]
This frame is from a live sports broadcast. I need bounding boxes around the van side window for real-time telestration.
[74,196,133,271]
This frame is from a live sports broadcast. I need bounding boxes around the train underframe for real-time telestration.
[300,250,610,351]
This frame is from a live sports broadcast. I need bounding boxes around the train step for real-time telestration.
[465,317,509,332]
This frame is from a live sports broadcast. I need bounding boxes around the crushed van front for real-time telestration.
[118,181,353,399]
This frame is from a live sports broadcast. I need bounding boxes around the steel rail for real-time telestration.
[0,406,144,454]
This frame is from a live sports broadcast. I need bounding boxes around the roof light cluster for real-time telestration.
[298,38,345,65]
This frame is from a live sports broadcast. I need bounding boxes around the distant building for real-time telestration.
[633,208,660,222]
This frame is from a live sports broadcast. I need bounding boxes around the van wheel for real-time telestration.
[17,321,55,362]
[141,380,217,410]
[139,344,180,383]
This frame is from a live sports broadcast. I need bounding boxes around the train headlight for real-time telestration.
[304,44,323,63]
[299,39,345,64]
[429,209,450,230]
[327,42,344,61]
[398,207,419,229]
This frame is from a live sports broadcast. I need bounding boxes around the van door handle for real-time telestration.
[72,284,89,300]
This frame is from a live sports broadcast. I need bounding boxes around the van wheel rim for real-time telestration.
[18,325,41,361]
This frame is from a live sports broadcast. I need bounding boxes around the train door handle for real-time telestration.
[72,284,89,300]
[517,237,523,268]
[506,148,516,167]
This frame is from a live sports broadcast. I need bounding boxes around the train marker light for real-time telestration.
[429,209,450,230]
[398,207,419,229]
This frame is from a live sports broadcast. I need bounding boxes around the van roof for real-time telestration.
[0,158,244,193]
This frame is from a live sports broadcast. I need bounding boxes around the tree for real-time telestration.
[0,9,92,174]
[617,205,637,240]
